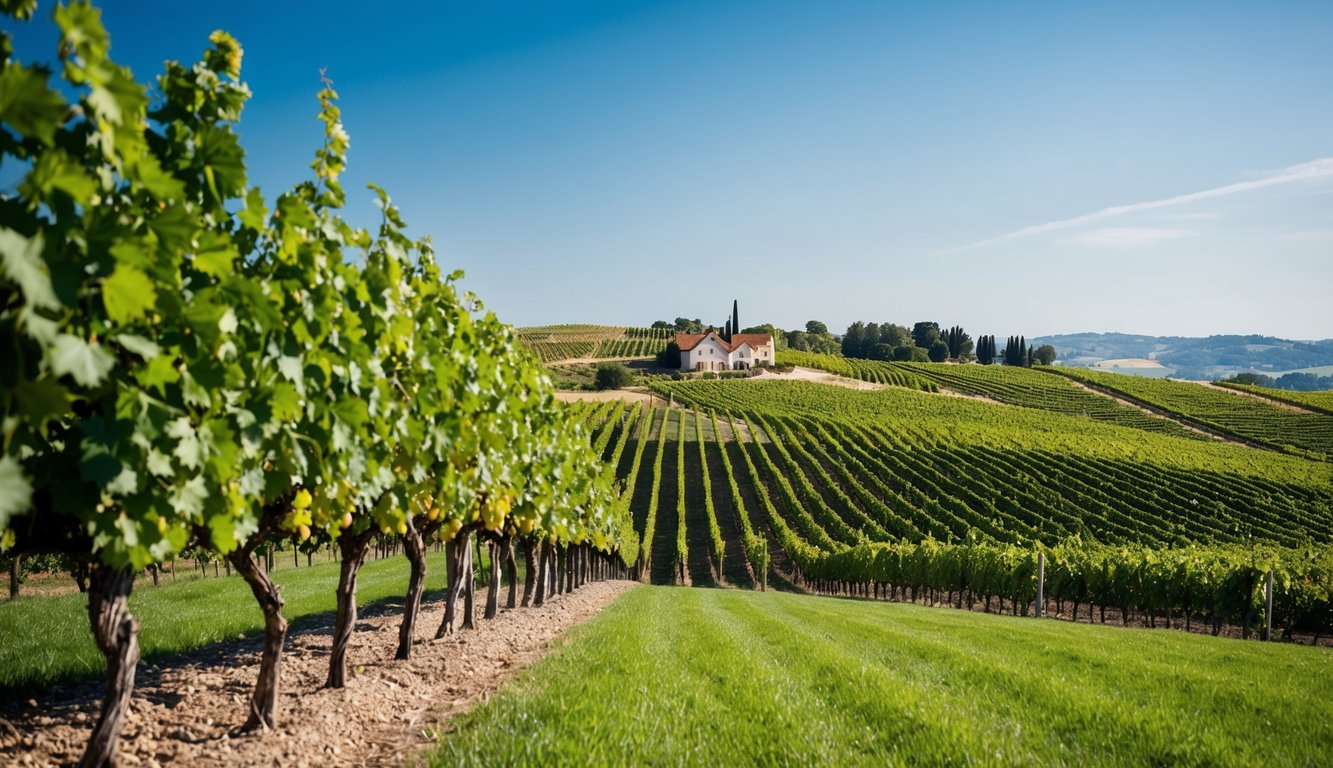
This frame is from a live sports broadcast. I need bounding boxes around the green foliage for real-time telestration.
[0,2,627,575]
[593,363,634,391]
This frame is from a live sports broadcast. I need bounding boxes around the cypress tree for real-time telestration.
[732,300,739,340]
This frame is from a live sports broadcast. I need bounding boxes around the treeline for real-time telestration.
[1223,372,1333,392]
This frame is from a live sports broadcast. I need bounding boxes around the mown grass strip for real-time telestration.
[430,586,1333,767]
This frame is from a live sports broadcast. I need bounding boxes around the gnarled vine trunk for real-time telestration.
[533,539,550,607]
[396,517,437,660]
[461,536,476,630]
[521,540,537,607]
[484,539,501,619]
[504,539,518,609]
[436,530,474,637]
[227,545,287,730]
[326,531,372,689]
[79,564,139,768]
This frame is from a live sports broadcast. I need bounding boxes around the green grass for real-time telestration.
[0,549,447,693]
[430,586,1333,767]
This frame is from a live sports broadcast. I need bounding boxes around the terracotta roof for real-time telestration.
[675,332,773,353]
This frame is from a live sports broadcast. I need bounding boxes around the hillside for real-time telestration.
[1034,332,1333,380]
[570,371,1333,638]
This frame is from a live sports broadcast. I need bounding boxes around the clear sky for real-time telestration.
[9,1,1333,338]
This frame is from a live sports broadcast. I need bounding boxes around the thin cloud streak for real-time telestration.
[944,157,1333,253]
[1063,227,1193,247]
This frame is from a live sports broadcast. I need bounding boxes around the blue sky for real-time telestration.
[9,1,1333,338]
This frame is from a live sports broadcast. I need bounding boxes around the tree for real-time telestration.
[595,363,635,390]
[842,322,867,358]
[912,322,941,349]
[928,340,950,362]
[944,326,973,361]
[894,345,929,362]
[806,320,829,335]
[732,300,740,339]
[650,320,672,330]
[1032,344,1057,366]
[869,343,896,362]
[657,341,681,368]
[976,335,995,364]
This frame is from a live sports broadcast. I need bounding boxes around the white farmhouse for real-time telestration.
[676,331,775,372]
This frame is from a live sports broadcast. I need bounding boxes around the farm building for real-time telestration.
[675,331,774,371]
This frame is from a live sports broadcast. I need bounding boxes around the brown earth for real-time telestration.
[1,580,636,768]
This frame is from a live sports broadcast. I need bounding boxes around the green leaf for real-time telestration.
[169,475,208,519]
[1,0,39,21]
[129,152,185,200]
[114,333,160,360]
[14,378,71,428]
[0,228,58,310]
[333,397,369,430]
[271,382,301,421]
[22,149,98,203]
[0,61,66,145]
[50,334,115,387]
[208,513,237,554]
[0,457,34,530]
[102,263,157,325]
[196,123,246,200]
[193,231,238,278]
[183,300,224,347]
[167,417,202,469]
[146,448,174,478]
[135,354,180,395]
[239,187,268,231]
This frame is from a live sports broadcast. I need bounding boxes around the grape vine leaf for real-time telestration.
[50,334,115,386]
[0,228,58,310]
[0,457,34,528]
[102,263,157,324]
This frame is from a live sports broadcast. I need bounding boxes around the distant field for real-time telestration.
[518,324,671,362]
[431,586,1333,767]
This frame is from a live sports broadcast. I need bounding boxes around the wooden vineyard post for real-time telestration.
[1264,570,1274,642]
[1035,552,1045,619]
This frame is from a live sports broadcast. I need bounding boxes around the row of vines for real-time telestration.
[0,6,631,765]
[640,380,1333,638]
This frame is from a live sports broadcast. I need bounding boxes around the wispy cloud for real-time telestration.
[945,157,1333,252]
[1063,227,1193,247]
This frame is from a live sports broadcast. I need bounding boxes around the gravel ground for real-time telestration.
[1,580,637,767]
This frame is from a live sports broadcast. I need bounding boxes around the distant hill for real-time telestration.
[1034,333,1333,380]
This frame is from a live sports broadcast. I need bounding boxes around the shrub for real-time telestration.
[594,363,635,390]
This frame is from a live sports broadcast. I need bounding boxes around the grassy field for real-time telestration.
[0,550,447,693]
[430,586,1333,767]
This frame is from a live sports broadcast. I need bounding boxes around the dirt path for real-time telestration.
[751,367,884,390]
[554,389,660,405]
[1,581,635,768]
[1200,382,1325,415]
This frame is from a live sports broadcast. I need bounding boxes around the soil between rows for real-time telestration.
[1,580,636,768]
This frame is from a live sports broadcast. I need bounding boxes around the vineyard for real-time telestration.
[1051,368,1333,458]
[1215,381,1333,416]
[518,325,672,362]
[4,2,1332,765]
[568,380,1333,639]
